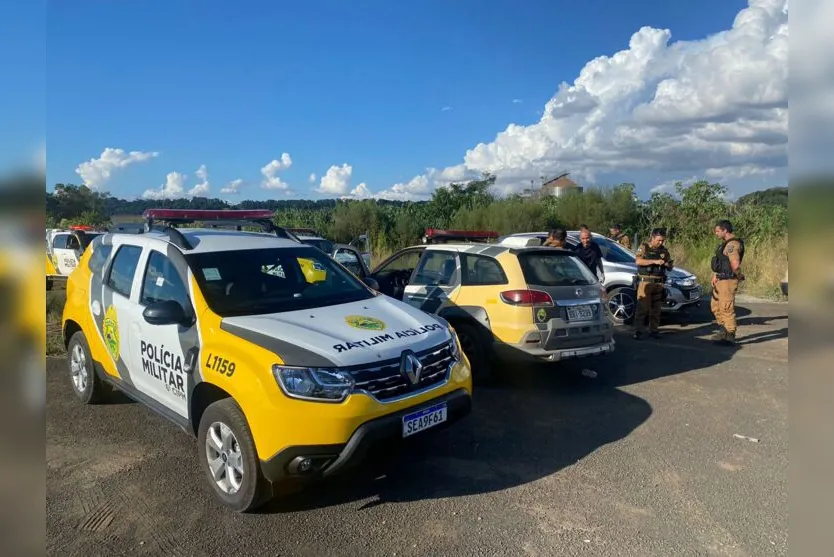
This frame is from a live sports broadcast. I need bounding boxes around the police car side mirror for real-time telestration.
[363,277,380,292]
[143,300,190,327]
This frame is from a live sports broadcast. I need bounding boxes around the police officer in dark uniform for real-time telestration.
[633,228,673,339]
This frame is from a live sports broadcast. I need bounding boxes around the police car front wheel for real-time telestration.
[67,332,112,404]
[197,398,272,513]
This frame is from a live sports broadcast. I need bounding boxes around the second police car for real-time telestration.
[61,209,472,512]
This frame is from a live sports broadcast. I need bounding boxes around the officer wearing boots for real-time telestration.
[608,224,632,250]
[710,219,745,344]
[633,228,673,339]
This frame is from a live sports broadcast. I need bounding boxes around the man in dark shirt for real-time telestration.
[571,225,605,282]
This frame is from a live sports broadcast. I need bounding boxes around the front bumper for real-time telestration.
[662,283,703,312]
[258,388,471,485]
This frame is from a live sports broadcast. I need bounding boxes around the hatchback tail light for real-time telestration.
[500,289,554,306]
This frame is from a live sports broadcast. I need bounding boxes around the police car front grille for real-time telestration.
[347,342,455,401]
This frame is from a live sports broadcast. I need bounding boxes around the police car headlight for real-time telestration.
[449,332,461,363]
[272,365,354,403]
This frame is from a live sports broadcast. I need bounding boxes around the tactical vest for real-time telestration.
[711,238,745,279]
[637,244,670,278]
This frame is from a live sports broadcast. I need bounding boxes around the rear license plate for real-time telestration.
[402,402,447,438]
[566,304,594,321]
[687,288,701,300]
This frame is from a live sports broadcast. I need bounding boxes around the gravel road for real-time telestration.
[46,302,788,556]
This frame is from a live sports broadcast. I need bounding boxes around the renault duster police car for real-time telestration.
[61,209,472,512]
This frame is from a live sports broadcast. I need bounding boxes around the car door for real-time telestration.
[52,233,78,275]
[403,250,461,314]
[131,247,199,419]
[96,242,145,390]
[368,247,425,299]
[333,246,367,278]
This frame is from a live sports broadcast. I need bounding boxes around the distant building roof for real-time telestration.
[541,173,579,190]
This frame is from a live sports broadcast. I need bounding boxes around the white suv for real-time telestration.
[498,231,702,324]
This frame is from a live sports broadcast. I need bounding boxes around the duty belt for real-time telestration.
[637,275,665,282]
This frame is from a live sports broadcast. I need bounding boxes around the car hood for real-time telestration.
[219,294,451,368]
[609,261,696,280]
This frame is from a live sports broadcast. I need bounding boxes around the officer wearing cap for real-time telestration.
[633,228,673,339]
[608,224,632,250]
[710,219,745,344]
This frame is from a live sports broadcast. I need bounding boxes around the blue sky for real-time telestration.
[30,0,788,201]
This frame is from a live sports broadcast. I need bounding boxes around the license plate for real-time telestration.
[402,402,447,438]
[566,304,594,321]
[688,288,700,300]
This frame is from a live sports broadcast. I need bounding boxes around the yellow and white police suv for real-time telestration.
[61,209,472,512]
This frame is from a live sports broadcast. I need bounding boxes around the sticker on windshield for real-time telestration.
[202,267,222,281]
[155,276,165,287]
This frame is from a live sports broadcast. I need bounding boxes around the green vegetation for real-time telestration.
[46,176,788,299]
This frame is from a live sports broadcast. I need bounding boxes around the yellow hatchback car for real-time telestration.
[366,229,615,381]
[61,210,472,512]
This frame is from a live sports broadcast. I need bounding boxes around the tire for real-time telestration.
[66,331,112,404]
[606,287,637,325]
[453,321,492,384]
[197,398,272,513]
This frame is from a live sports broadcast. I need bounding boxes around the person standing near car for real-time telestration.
[543,228,568,248]
[710,219,745,344]
[571,226,605,283]
[608,224,632,250]
[633,228,673,339]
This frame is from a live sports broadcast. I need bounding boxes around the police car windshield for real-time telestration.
[186,247,373,317]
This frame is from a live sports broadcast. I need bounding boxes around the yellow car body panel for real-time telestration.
[450,251,534,345]
[187,278,470,461]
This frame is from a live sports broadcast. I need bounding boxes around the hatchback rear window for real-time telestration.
[518,252,598,286]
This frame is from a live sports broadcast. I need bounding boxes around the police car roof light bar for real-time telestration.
[142,208,276,222]
[141,208,300,248]
[423,228,499,244]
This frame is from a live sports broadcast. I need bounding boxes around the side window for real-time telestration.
[88,241,114,275]
[412,251,458,286]
[106,245,143,299]
[376,249,424,273]
[140,250,192,309]
[460,254,508,286]
[334,248,364,276]
[52,234,70,250]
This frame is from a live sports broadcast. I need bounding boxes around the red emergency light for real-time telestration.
[142,209,275,221]
[69,225,95,231]
[423,228,499,243]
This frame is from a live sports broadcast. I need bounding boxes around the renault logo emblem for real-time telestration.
[400,350,423,385]
[575,287,583,297]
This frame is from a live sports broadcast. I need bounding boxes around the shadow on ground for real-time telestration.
[259,304,760,514]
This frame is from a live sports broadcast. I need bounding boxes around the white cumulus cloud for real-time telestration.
[261,153,292,190]
[316,163,354,195]
[372,0,788,200]
[189,164,210,196]
[141,171,187,200]
[309,173,317,183]
[220,178,244,195]
[76,147,159,190]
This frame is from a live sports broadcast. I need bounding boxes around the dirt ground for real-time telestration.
[46,302,788,556]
